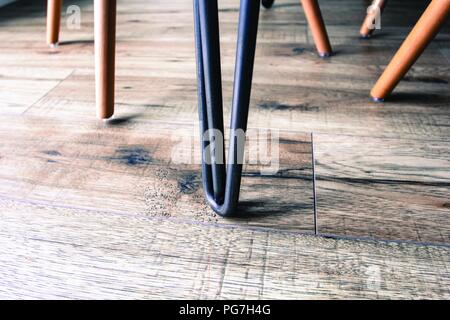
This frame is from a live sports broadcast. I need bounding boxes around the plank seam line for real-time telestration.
[21,69,76,116]
[311,132,318,235]
[86,116,450,144]
[1,193,449,249]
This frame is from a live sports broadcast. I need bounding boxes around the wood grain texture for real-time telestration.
[314,133,450,244]
[0,197,448,300]
[0,113,315,232]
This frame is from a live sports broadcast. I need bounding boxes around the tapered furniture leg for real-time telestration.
[47,0,62,47]
[360,0,387,38]
[371,0,450,101]
[194,0,261,216]
[300,0,332,57]
[94,0,117,119]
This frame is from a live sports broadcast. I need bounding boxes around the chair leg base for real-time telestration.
[371,97,385,103]
[319,51,332,58]
[101,116,115,122]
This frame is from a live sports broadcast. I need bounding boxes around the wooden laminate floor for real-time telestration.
[0,0,449,299]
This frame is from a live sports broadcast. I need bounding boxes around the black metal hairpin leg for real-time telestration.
[194,0,261,217]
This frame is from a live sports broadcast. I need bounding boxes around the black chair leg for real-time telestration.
[193,0,261,217]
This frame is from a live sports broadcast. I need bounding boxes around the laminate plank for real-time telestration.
[0,197,448,300]
[27,72,450,142]
[313,132,449,245]
[2,0,447,244]
[0,113,314,232]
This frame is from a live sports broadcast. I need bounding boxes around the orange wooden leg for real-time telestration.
[47,0,62,47]
[371,0,450,101]
[360,0,387,38]
[300,0,332,57]
[94,0,117,119]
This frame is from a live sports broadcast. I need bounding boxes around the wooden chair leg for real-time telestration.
[371,0,450,101]
[360,0,387,38]
[94,0,117,119]
[300,0,332,57]
[46,0,62,47]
